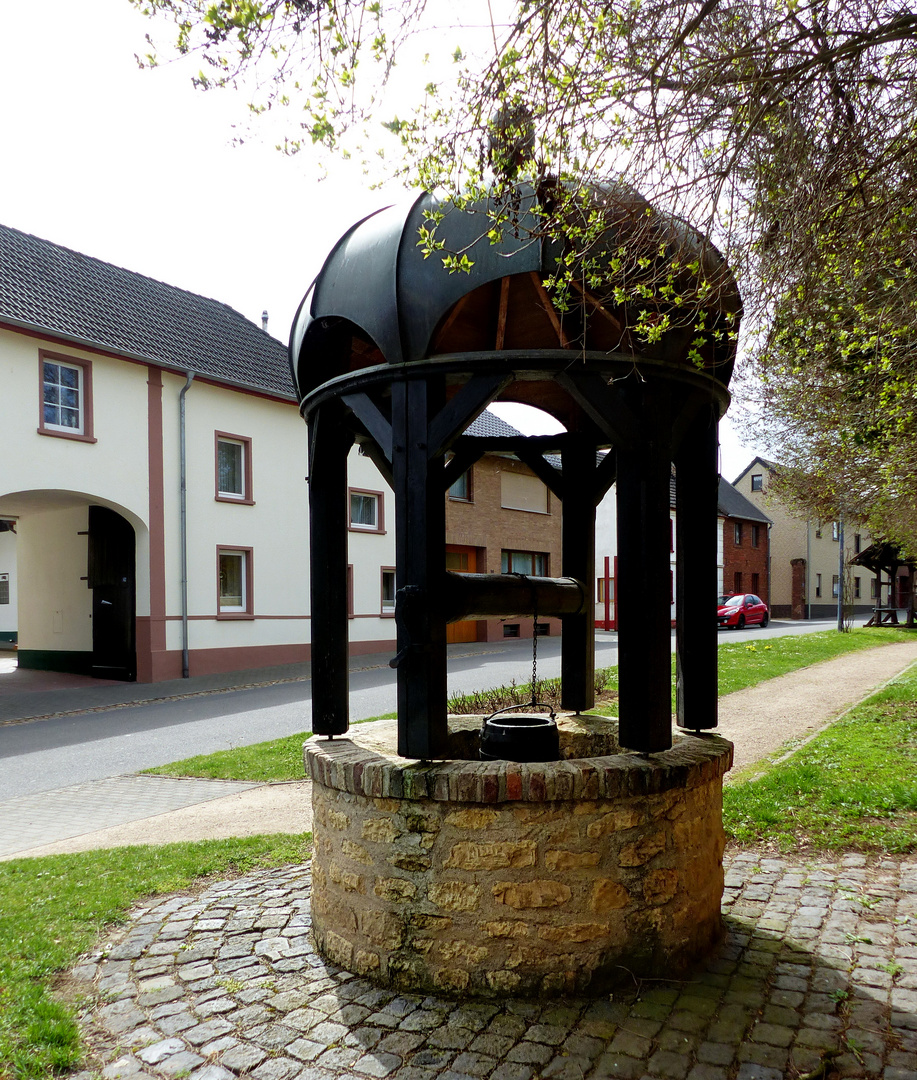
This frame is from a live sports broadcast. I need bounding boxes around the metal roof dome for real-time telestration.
[289,181,741,405]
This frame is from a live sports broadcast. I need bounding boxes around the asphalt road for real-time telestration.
[0,618,854,799]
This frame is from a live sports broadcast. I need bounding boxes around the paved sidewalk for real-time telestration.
[67,851,917,1080]
[0,776,261,859]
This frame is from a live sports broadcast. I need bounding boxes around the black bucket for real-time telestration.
[480,711,560,763]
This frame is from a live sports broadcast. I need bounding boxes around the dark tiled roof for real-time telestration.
[465,410,524,438]
[731,455,779,486]
[0,223,294,398]
[718,477,772,523]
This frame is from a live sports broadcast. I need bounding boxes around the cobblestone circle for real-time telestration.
[67,851,917,1080]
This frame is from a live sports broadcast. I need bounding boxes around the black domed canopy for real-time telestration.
[293,179,739,761]
[290,181,741,412]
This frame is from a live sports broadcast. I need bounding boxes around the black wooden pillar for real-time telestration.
[616,400,674,753]
[307,405,354,735]
[561,436,596,713]
[392,377,448,759]
[675,404,720,731]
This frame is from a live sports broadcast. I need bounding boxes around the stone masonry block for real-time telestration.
[645,869,679,906]
[544,849,601,871]
[483,921,531,939]
[537,923,610,943]
[445,808,498,829]
[428,881,480,912]
[446,841,537,871]
[591,880,631,913]
[620,832,668,867]
[493,881,572,909]
[586,808,644,838]
[373,877,418,903]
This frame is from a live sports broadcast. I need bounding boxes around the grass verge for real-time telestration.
[0,833,309,1080]
[724,661,917,852]
[147,628,910,781]
[144,712,397,781]
[714,625,908,696]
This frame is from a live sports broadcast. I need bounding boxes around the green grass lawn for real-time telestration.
[146,628,911,782]
[0,834,309,1080]
[724,661,917,852]
[713,625,908,695]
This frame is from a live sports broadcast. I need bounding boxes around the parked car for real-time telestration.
[717,593,770,629]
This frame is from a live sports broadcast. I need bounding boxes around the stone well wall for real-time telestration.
[304,719,732,998]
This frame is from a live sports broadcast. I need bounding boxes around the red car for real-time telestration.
[717,593,770,629]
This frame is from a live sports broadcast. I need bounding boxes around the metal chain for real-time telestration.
[531,578,538,706]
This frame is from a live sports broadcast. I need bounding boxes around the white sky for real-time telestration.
[0,0,763,481]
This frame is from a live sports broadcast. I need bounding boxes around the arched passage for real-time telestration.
[0,489,146,681]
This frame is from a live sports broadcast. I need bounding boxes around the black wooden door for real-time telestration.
[88,506,136,681]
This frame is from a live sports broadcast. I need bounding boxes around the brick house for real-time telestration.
[445,411,562,643]
[718,478,772,603]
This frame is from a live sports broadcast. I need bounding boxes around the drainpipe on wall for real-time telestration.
[766,521,772,610]
[180,371,195,678]
[805,518,811,620]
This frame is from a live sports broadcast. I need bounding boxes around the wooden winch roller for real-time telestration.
[440,571,588,623]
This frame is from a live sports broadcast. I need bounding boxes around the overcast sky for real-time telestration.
[0,0,763,480]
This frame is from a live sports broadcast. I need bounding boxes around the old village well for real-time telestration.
[289,178,738,997]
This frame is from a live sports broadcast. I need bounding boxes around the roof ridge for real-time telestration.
[0,221,265,328]
[0,221,292,397]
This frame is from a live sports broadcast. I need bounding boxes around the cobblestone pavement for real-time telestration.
[65,851,917,1080]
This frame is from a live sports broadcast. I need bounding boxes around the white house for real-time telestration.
[0,223,396,682]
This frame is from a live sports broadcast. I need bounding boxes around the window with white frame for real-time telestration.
[218,548,252,615]
[216,433,253,502]
[349,489,384,532]
[381,568,396,614]
[832,521,840,541]
[39,351,94,440]
[815,573,822,597]
[832,574,839,597]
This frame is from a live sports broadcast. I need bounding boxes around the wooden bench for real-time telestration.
[865,607,899,626]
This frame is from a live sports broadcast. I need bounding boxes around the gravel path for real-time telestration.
[718,639,917,776]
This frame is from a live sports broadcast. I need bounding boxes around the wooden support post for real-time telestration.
[616,428,673,753]
[307,406,354,736]
[561,437,597,713]
[674,404,719,731]
[392,377,448,759]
